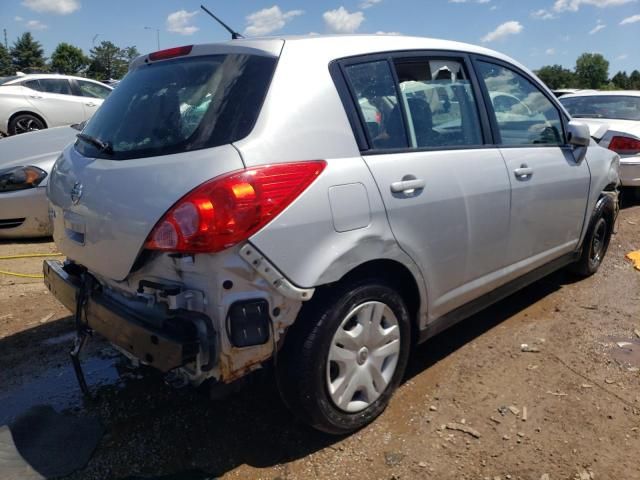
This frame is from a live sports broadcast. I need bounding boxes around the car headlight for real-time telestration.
[0,166,47,193]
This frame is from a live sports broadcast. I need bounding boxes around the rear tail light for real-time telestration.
[149,45,193,61]
[145,161,326,253]
[608,136,640,155]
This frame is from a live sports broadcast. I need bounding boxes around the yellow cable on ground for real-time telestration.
[0,253,64,279]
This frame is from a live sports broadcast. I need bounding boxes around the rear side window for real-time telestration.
[344,61,408,149]
[476,61,564,146]
[394,59,482,148]
[76,54,277,160]
[38,79,72,95]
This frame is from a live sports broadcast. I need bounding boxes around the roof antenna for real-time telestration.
[200,4,244,40]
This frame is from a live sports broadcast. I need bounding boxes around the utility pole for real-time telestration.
[144,26,160,50]
[3,29,7,49]
[92,33,100,47]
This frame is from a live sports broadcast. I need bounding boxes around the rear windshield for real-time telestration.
[560,95,640,121]
[75,54,277,160]
[0,76,20,85]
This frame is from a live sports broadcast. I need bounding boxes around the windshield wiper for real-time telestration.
[76,133,113,154]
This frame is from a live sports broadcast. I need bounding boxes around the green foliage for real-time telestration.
[50,42,88,74]
[630,70,640,89]
[574,53,609,89]
[535,64,575,89]
[0,44,13,76]
[87,41,138,80]
[10,32,46,72]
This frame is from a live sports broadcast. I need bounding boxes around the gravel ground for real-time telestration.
[1,192,639,480]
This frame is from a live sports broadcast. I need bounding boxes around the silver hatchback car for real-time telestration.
[44,36,619,434]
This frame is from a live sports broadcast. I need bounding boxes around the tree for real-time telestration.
[535,64,576,89]
[10,32,46,72]
[50,42,88,74]
[575,53,609,89]
[87,41,138,80]
[611,71,629,90]
[0,44,13,76]
[630,70,640,90]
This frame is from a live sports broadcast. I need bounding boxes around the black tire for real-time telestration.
[276,279,411,435]
[570,196,615,277]
[8,113,46,135]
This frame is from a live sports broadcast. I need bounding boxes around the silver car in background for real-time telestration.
[44,36,619,434]
[0,74,111,136]
[560,91,640,191]
[0,125,79,237]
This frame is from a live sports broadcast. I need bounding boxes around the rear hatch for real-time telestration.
[47,42,282,280]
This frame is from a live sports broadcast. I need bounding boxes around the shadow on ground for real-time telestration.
[0,269,572,479]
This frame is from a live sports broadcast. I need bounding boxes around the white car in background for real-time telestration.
[0,124,79,237]
[0,74,112,136]
[560,91,640,191]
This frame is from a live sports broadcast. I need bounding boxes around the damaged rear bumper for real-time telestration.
[43,259,214,373]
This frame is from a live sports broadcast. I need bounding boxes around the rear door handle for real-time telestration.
[29,95,43,99]
[514,165,533,179]
[85,102,97,107]
[390,178,425,193]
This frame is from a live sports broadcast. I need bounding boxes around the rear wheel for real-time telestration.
[570,197,614,277]
[276,279,411,434]
[8,113,45,135]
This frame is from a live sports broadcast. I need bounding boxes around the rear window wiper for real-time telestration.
[76,133,113,154]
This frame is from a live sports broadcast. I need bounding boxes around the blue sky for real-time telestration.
[1,0,639,73]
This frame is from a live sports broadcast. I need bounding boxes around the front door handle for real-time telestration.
[514,164,533,179]
[390,178,425,193]
[29,95,43,99]
[85,102,97,107]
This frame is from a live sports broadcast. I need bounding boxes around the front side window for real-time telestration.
[345,60,407,150]
[77,80,111,99]
[477,61,564,146]
[38,79,72,95]
[394,59,483,148]
[560,95,640,121]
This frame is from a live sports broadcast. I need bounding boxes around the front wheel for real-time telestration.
[276,280,411,434]
[570,196,614,277]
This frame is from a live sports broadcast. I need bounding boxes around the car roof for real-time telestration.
[5,74,112,87]
[561,90,640,99]
[133,35,531,75]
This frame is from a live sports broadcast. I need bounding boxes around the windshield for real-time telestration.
[75,54,276,160]
[561,95,640,121]
[0,76,20,85]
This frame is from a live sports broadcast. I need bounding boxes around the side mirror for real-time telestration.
[567,120,590,163]
[567,120,590,147]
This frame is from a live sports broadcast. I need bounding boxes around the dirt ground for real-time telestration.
[1,193,639,480]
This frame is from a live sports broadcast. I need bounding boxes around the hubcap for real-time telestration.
[326,301,401,413]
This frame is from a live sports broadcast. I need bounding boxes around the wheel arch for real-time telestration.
[317,258,426,343]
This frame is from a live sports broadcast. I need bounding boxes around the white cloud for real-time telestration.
[359,0,382,8]
[26,19,47,30]
[481,20,523,42]
[553,0,635,12]
[375,31,401,35]
[244,6,304,36]
[620,13,640,24]
[449,0,493,3]
[14,16,23,21]
[545,48,556,55]
[616,53,629,60]
[22,0,79,15]
[323,7,365,33]
[589,22,606,34]
[531,9,556,19]
[166,10,199,35]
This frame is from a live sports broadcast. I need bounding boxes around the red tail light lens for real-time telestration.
[145,161,326,253]
[608,136,640,155]
[149,45,193,61]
